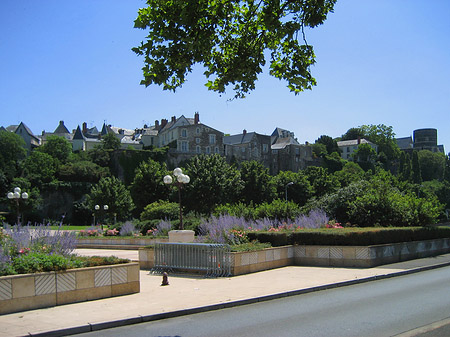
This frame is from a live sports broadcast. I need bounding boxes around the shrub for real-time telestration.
[119,221,138,236]
[12,252,74,274]
[140,200,179,221]
[214,202,257,220]
[255,199,302,220]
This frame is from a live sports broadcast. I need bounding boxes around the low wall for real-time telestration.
[77,237,168,249]
[0,262,140,315]
[231,246,294,275]
[139,238,450,275]
[295,238,450,267]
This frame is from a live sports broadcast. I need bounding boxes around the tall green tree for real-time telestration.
[101,132,121,151]
[183,154,243,214]
[130,159,170,213]
[133,0,336,98]
[87,176,134,221]
[417,150,445,182]
[411,151,422,184]
[399,152,412,182]
[315,135,340,155]
[23,151,57,188]
[359,124,400,162]
[341,127,365,141]
[304,166,339,198]
[239,161,275,204]
[0,130,26,182]
[272,170,312,206]
[38,135,72,165]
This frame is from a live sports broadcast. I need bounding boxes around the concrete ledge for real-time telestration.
[77,237,168,249]
[0,262,140,315]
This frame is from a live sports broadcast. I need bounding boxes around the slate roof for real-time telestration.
[271,137,300,150]
[73,126,85,140]
[223,132,256,145]
[53,121,70,134]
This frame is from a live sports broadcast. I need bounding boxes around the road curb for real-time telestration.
[28,260,450,337]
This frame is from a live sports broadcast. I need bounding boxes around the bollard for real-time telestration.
[161,272,169,286]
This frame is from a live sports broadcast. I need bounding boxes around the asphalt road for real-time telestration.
[77,266,450,337]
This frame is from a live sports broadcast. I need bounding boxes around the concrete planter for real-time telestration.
[139,238,450,275]
[0,262,140,315]
[295,238,450,267]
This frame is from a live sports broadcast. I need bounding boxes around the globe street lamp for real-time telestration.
[164,167,190,230]
[285,182,294,202]
[94,204,109,230]
[7,187,28,225]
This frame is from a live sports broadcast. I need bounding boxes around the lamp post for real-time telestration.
[285,182,294,202]
[164,167,190,230]
[7,187,28,225]
[94,204,109,230]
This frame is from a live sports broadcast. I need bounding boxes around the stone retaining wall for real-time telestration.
[0,262,140,315]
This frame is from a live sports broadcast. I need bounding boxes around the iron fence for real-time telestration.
[152,242,231,277]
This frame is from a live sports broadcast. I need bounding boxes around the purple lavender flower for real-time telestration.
[120,221,137,236]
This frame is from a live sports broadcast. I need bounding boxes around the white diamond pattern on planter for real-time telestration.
[295,246,306,257]
[318,247,329,258]
[288,247,294,258]
[112,267,127,285]
[35,274,56,295]
[57,272,76,292]
[95,268,111,287]
[356,247,369,259]
[330,247,343,259]
[265,249,274,261]
[240,253,250,266]
[0,279,12,300]
[273,249,281,260]
[248,252,258,265]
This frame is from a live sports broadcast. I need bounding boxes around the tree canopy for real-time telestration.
[133,0,336,98]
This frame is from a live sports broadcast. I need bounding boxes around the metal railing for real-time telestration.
[152,243,231,277]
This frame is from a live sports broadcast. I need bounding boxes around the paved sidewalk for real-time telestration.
[2,250,450,337]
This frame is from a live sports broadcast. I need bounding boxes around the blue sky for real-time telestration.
[1,0,449,152]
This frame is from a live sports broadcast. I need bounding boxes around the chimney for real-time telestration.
[171,116,176,123]
[243,129,247,136]
[357,136,361,145]
[161,119,168,129]
[82,122,87,133]
[194,112,199,124]
[155,120,159,129]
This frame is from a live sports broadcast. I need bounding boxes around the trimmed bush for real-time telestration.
[140,200,179,221]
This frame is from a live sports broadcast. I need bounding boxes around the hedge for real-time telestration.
[247,226,450,246]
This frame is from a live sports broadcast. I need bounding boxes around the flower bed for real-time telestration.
[0,262,140,315]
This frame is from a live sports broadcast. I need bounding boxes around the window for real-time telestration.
[215,147,219,154]
[181,141,188,152]
[209,134,216,144]
[206,146,211,154]
[196,127,200,134]
[181,129,187,138]
[263,144,268,153]
[196,145,201,153]
[196,138,200,144]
